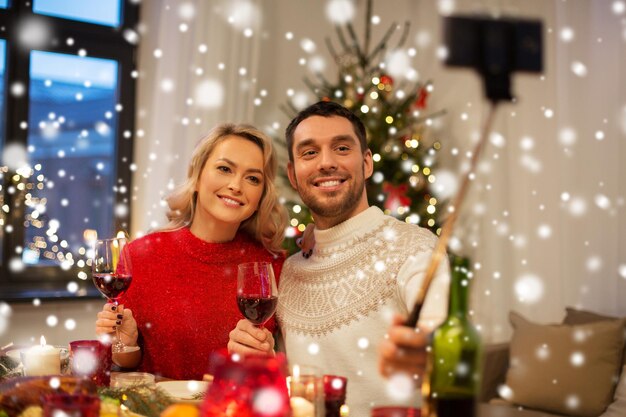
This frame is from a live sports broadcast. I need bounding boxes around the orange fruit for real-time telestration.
[160,403,200,417]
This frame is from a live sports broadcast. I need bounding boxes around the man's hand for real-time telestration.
[378,314,429,378]
[296,223,315,258]
[228,319,275,356]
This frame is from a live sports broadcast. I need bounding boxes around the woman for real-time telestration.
[95,123,287,380]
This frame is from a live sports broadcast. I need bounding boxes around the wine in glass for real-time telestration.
[92,237,133,353]
[236,262,278,327]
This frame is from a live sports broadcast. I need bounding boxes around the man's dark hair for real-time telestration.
[285,100,367,162]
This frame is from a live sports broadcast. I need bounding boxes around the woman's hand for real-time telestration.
[95,303,138,347]
[228,319,275,356]
[378,314,429,378]
[297,223,315,258]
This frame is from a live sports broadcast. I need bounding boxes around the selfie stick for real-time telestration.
[404,15,543,328]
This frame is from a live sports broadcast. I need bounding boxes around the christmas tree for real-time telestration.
[279,0,446,254]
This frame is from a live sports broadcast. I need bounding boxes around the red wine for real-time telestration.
[430,397,476,417]
[324,399,345,417]
[236,295,278,325]
[93,273,132,301]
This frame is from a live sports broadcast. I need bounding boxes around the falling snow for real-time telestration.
[385,373,415,401]
[325,0,356,24]
[514,274,544,304]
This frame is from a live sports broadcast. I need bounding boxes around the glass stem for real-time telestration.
[113,300,124,353]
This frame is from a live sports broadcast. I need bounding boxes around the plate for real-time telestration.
[156,380,209,404]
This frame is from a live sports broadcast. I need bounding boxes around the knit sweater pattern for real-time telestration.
[277,206,448,415]
[124,227,284,380]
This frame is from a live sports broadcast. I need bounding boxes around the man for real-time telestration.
[228,101,449,414]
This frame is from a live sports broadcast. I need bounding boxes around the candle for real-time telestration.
[21,336,61,376]
[290,396,314,417]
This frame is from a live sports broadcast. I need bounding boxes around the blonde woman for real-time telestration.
[95,123,287,380]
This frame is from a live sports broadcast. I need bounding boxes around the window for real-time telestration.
[33,0,121,27]
[0,1,139,299]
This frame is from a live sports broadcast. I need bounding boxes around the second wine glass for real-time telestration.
[236,262,278,328]
[92,237,133,353]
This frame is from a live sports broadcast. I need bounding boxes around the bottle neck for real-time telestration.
[448,256,471,319]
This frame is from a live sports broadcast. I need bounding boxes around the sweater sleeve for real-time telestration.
[396,242,450,330]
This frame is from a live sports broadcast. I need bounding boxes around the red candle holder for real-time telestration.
[201,350,292,417]
[371,407,421,417]
[323,375,347,417]
[69,339,112,386]
[43,393,100,417]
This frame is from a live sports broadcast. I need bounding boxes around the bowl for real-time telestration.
[112,345,141,368]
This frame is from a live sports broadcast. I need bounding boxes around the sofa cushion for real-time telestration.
[563,307,626,366]
[599,365,626,417]
[480,403,569,417]
[503,311,625,417]
[562,307,618,325]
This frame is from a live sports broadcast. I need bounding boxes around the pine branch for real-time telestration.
[365,22,398,64]
[364,0,373,56]
[394,21,411,50]
[313,72,335,91]
[303,77,325,97]
[346,23,366,67]
[325,37,340,63]
[334,25,353,55]
[388,109,448,142]
[98,385,173,417]
[279,103,296,119]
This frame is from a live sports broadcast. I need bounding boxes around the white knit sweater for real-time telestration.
[277,206,449,416]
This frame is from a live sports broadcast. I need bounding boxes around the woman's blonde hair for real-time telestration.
[162,123,287,254]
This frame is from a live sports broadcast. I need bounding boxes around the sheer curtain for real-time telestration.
[131,0,263,235]
[409,0,626,341]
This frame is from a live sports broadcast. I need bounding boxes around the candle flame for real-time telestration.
[40,335,47,347]
[83,229,98,245]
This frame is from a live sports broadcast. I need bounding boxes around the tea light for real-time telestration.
[21,336,61,376]
[290,396,314,417]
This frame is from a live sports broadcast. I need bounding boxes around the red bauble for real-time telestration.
[415,87,429,109]
[383,182,412,212]
[380,74,394,86]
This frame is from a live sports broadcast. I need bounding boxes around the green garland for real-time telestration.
[98,385,174,417]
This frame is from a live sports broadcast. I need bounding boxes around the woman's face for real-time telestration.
[193,135,265,240]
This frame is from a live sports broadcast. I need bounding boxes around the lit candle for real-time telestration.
[21,336,61,376]
[290,396,314,417]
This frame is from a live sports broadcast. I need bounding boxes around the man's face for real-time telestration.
[287,115,373,229]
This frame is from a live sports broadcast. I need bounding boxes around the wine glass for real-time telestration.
[236,262,278,328]
[92,237,133,353]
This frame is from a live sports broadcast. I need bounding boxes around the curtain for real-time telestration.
[131,0,263,235]
[407,0,626,341]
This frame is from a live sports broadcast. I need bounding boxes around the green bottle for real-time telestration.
[423,255,481,417]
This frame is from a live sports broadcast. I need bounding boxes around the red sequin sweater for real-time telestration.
[123,227,284,380]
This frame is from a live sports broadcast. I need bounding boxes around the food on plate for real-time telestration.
[159,404,199,417]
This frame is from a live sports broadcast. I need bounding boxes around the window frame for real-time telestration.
[0,1,139,300]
